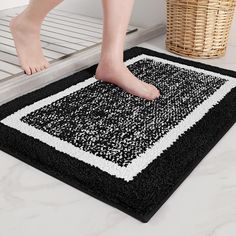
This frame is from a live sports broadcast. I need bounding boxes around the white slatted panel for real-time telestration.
[0,8,137,82]
[0,60,22,73]
[0,71,11,80]
[44,17,103,33]
[0,60,21,73]
[51,9,137,32]
[0,51,19,65]
[48,13,104,29]
[0,34,62,60]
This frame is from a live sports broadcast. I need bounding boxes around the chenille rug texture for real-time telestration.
[0,47,235,222]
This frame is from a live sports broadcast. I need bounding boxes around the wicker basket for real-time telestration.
[166,0,236,58]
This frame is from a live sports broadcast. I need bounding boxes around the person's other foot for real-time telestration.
[10,14,49,75]
[96,62,160,100]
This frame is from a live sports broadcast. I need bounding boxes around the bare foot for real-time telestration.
[10,14,49,75]
[96,62,160,100]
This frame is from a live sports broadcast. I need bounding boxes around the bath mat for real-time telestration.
[0,47,235,223]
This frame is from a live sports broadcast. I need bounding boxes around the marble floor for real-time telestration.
[0,32,236,235]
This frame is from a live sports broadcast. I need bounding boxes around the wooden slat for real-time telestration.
[44,17,103,33]
[52,9,137,32]
[42,43,76,55]
[0,35,75,55]
[40,30,95,47]
[42,49,64,60]
[0,33,63,60]
[52,9,104,25]
[1,17,96,47]
[42,21,102,38]
[0,43,17,56]
[0,18,85,52]
[41,25,101,42]
[0,60,21,74]
[0,70,11,80]
[47,14,103,29]
[0,18,12,26]
[40,35,86,51]
[0,36,14,46]
[0,51,19,66]
[0,19,9,27]
[1,16,102,41]
[0,29,13,39]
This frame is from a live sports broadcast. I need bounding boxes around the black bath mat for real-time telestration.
[0,47,235,223]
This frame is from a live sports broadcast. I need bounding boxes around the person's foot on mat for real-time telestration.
[96,61,160,100]
[10,14,49,75]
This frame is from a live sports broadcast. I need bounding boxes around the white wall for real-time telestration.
[133,0,166,27]
[0,0,166,27]
[0,0,29,11]
[57,0,166,27]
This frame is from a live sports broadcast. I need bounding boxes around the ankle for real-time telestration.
[96,61,126,82]
[10,13,41,33]
[99,56,125,70]
[100,50,124,63]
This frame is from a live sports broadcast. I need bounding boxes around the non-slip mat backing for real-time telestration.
[0,47,235,222]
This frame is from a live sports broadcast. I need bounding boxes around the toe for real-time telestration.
[35,66,40,72]
[150,84,160,98]
[30,66,37,74]
[39,64,45,71]
[43,60,49,69]
[142,82,160,100]
[37,61,46,71]
[23,65,31,75]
